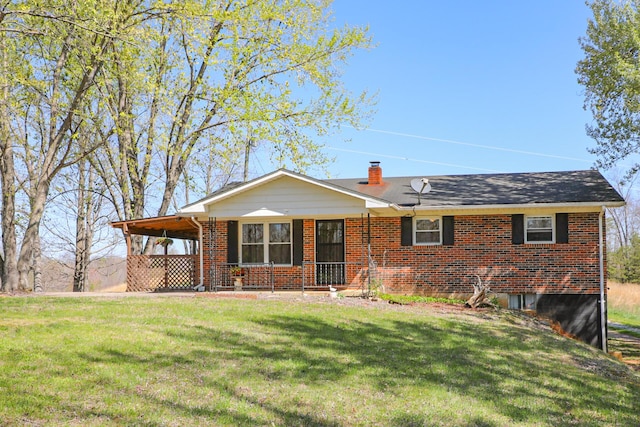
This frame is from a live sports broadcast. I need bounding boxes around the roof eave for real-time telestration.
[390,201,626,212]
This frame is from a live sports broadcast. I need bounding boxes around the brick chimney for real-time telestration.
[368,161,382,185]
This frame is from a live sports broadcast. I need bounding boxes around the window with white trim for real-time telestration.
[414,217,442,245]
[241,222,291,265]
[525,215,554,243]
[508,294,537,310]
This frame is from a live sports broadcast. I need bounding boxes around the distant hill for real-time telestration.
[41,256,126,292]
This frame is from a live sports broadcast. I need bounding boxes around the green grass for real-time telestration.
[379,293,466,305]
[1,296,639,426]
[609,308,640,330]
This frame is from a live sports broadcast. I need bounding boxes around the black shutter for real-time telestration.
[512,214,524,245]
[227,220,238,264]
[443,216,454,246]
[401,217,413,246]
[556,213,569,244]
[293,219,304,266]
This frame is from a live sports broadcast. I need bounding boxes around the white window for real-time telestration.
[241,222,291,265]
[525,215,554,243]
[508,294,537,310]
[414,217,441,245]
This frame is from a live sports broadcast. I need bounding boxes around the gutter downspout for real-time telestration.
[191,217,205,291]
[598,207,607,353]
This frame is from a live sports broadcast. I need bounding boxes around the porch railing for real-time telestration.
[210,263,275,292]
[127,255,198,292]
[301,261,366,292]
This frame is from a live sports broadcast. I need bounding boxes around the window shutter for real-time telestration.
[443,216,454,246]
[512,214,524,245]
[227,221,238,264]
[293,219,304,266]
[556,213,568,244]
[401,217,413,246]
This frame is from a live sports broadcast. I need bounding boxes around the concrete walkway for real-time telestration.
[609,321,640,336]
[14,290,347,299]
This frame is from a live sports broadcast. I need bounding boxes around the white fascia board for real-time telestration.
[391,201,625,214]
[365,199,392,209]
[179,204,207,214]
[178,169,391,214]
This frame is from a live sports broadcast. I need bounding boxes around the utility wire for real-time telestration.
[340,125,592,163]
[327,147,504,173]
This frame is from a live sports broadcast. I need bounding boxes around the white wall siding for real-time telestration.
[208,176,367,218]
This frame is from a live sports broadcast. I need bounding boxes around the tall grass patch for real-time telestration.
[608,281,640,327]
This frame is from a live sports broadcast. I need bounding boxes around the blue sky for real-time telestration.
[265,1,600,179]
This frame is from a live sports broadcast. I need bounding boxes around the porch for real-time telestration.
[112,215,373,293]
[209,261,367,292]
[125,257,367,293]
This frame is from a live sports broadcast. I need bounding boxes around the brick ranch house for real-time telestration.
[112,162,624,349]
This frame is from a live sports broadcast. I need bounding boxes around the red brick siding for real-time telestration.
[198,212,605,295]
[366,213,604,296]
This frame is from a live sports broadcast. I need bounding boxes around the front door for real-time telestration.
[315,220,345,285]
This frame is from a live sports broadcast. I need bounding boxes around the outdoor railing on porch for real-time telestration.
[127,255,198,292]
[301,261,366,292]
[210,263,275,292]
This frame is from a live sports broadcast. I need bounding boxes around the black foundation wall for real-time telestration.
[536,294,604,348]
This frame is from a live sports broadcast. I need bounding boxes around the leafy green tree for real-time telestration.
[0,1,171,291]
[608,234,640,282]
[91,0,373,254]
[577,0,640,179]
[1,0,372,291]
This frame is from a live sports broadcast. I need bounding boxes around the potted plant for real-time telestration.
[230,266,244,290]
[155,236,173,247]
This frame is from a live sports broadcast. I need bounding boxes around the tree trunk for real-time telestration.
[33,232,43,292]
[73,161,88,292]
[466,275,494,308]
[17,182,49,291]
[73,160,96,292]
[243,138,252,182]
[0,135,18,292]
[0,36,18,292]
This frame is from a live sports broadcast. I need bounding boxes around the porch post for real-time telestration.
[367,213,371,290]
[122,223,132,256]
[164,243,168,289]
[122,223,131,292]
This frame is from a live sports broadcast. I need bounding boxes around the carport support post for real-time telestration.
[122,223,132,256]
[164,242,169,289]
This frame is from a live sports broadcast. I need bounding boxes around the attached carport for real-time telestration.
[111,215,203,292]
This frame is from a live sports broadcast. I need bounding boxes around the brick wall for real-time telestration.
[366,213,604,297]
[199,212,605,295]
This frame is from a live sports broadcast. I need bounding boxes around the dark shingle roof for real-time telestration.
[326,170,624,207]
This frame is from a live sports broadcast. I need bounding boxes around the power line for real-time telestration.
[326,147,504,173]
[341,125,592,163]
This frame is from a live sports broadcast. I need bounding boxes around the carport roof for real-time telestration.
[111,215,200,240]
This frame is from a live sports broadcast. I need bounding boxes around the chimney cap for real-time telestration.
[369,161,381,167]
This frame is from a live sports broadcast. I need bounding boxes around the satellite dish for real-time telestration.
[411,178,431,194]
[410,178,431,204]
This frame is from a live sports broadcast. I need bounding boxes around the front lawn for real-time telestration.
[1,296,638,426]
